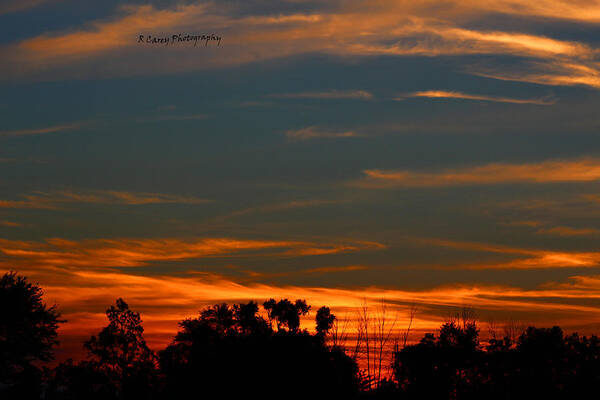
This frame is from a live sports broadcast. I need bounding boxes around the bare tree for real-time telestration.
[487,318,500,341]
[354,298,400,388]
[331,312,351,350]
[374,298,398,385]
[503,317,527,344]
[357,300,372,387]
[401,303,417,349]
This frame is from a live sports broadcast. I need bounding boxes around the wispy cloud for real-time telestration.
[286,126,362,141]
[420,237,600,269]
[137,114,208,122]
[354,158,600,188]
[537,226,600,236]
[502,220,543,228]
[4,1,599,84]
[0,190,211,209]
[468,61,600,90]
[218,199,343,221]
[397,90,556,105]
[459,0,600,24]
[0,221,22,228]
[271,90,374,100]
[0,123,82,137]
[0,0,55,15]
[499,220,599,236]
[0,236,385,269]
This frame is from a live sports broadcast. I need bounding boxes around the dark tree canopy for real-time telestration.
[316,306,336,336]
[8,275,600,400]
[263,298,310,332]
[80,298,158,399]
[0,271,62,399]
[159,300,359,399]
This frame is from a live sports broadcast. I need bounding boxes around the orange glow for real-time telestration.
[18,267,600,362]
[4,234,600,361]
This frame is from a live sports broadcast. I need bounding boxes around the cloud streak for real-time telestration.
[355,158,600,188]
[0,123,82,137]
[0,190,211,209]
[271,90,374,100]
[0,236,385,269]
[420,237,600,269]
[0,0,55,15]
[397,90,556,105]
[286,126,361,141]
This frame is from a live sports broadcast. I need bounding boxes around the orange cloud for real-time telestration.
[17,4,209,60]
[459,0,600,23]
[4,1,598,84]
[420,237,600,269]
[355,158,600,188]
[469,60,600,90]
[397,90,556,105]
[0,236,385,269]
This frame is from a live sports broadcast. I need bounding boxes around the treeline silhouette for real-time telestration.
[2,271,600,400]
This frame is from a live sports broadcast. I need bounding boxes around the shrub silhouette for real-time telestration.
[0,272,62,399]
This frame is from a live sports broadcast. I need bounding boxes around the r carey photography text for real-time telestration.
[138,33,222,47]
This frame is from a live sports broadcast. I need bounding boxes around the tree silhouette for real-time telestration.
[82,298,158,399]
[159,300,360,399]
[316,306,336,337]
[10,273,600,400]
[263,298,310,332]
[393,319,483,399]
[0,272,62,399]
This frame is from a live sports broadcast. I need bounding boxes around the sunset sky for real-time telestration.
[2,0,600,359]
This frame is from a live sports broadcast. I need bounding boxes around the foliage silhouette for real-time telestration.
[316,306,336,337]
[263,298,310,332]
[5,274,600,400]
[159,300,360,399]
[47,298,158,400]
[391,321,600,400]
[0,272,62,399]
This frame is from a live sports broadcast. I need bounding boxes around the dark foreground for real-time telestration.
[2,271,600,400]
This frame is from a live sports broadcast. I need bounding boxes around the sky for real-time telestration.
[2,0,600,360]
